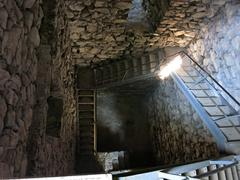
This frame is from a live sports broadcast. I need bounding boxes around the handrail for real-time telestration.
[194,161,238,179]
[180,51,240,108]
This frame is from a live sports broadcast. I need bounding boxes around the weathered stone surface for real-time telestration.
[28,27,40,47]
[23,0,36,9]
[146,79,219,164]
[0,162,12,178]
[0,8,8,29]
[6,108,16,129]
[0,69,10,89]
[188,2,240,111]
[24,11,34,31]
[0,97,7,134]
[2,27,22,65]
[5,89,19,106]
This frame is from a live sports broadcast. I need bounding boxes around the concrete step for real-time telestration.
[220,127,240,141]
[204,106,225,116]
[186,82,210,90]
[191,90,208,98]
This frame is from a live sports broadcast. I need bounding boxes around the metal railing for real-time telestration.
[93,51,163,87]
[179,51,240,110]
[113,155,240,180]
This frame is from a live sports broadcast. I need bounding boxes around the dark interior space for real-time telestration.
[97,90,155,168]
[0,0,240,179]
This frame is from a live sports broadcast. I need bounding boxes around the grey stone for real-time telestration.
[5,108,16,129]
[115,2,132,10]
[23,0,36,8]
[5,75,22,91]
[28,27,40,47]
[231,36,240,51]
[20,156,27,177]
[5,0,23,23]
[224,53,235,66]
[0,96,7,134]
[69,3,84,12]
[5,89,19,106]
[1,27,22,65]
[192,12,206,19]
[24,11,34,31]
[95,0,106,7]
[0,8,8,29]
[0,162,12,178]
[0,69,10,89]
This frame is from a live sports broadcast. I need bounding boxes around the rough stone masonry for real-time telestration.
[0,0,42,177]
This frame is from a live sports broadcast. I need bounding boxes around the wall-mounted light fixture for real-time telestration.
[158,55,183,79]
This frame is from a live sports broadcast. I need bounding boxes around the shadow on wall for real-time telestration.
[46,96,63,137]
[97,91,154,167]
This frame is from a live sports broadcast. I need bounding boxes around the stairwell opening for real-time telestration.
[97,90,155,169]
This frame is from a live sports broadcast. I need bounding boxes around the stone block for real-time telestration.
[0,8,8,29]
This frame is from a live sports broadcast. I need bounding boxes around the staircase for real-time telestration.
[114,155,240,180]
[94,49,240,155]
[94,49,165,89]
[171,52,240,154]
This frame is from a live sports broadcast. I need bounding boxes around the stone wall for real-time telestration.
[0,0,42,178]
[66,0,133,65]
[97,91,154,167]
[188,1,240,111]
[27,0,76,177]
[146,79,219,165]
[143,0,170,29]
[145,0,233,48]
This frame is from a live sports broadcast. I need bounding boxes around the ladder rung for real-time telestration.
[78,95,94,97]
[78,103,94,105]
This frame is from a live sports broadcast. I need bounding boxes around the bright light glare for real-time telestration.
[158,55,183,79]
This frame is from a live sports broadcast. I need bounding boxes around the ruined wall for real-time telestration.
[0,0,42,178]
[146,79,219,165]
[188,1,240,111]
[27,0,76,177]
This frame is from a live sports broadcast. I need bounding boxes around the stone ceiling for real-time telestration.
[65,0,229,66]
